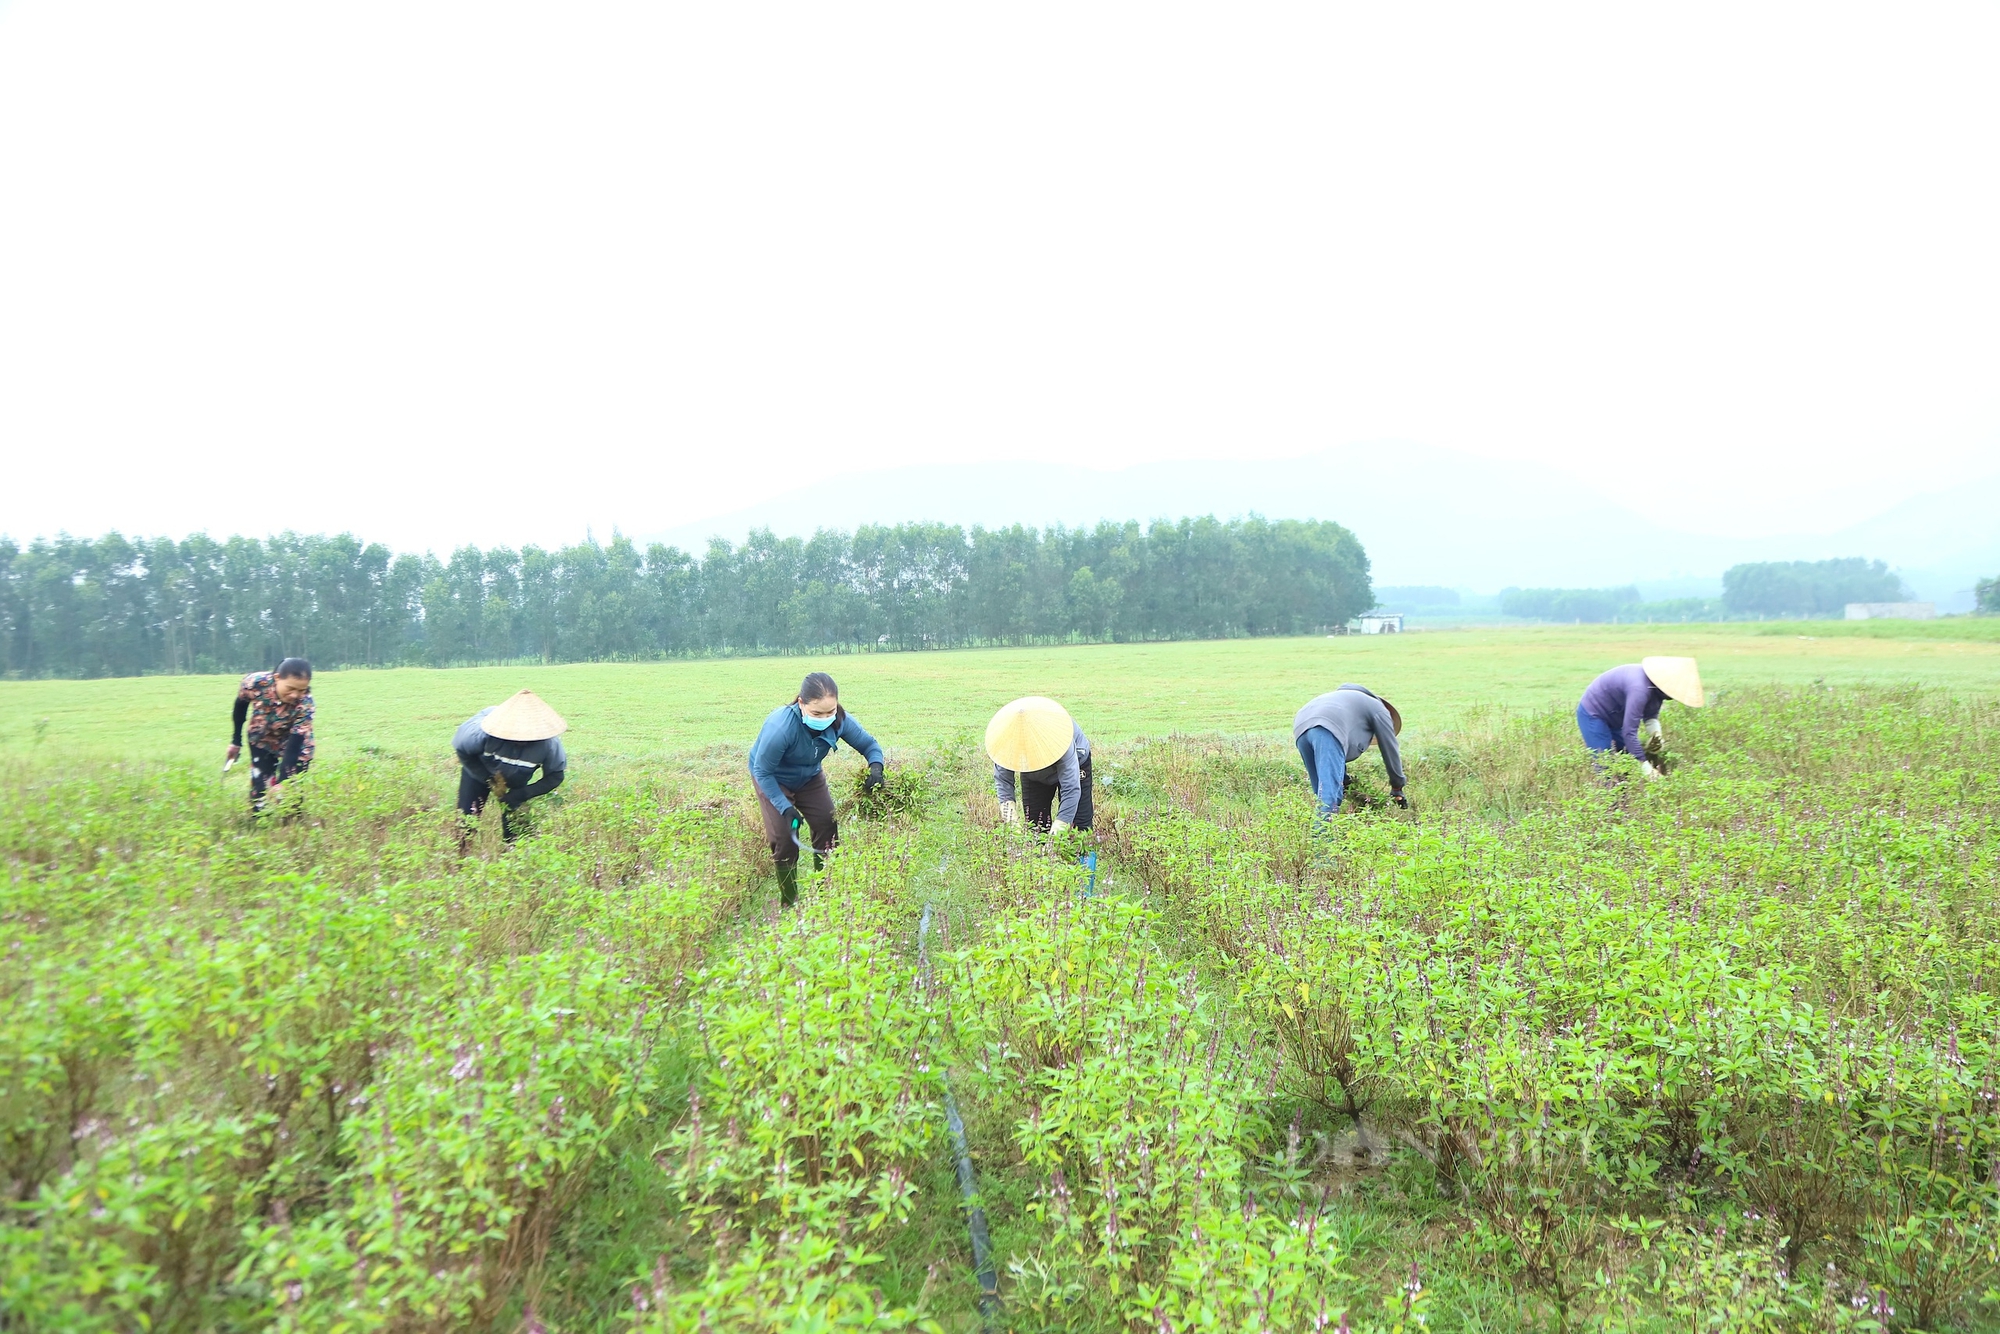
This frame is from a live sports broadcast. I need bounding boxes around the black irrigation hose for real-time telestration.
[918,901,1000,1324]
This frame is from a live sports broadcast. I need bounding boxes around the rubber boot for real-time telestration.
[777,861,799,908]
[811,850,825,873]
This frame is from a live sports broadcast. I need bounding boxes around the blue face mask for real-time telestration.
[800,707,837,731]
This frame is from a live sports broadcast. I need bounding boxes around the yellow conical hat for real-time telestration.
[1641,656,1704,708]
[985,696,1075,772]
[483,689,569,741]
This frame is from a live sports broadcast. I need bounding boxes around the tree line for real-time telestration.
[1720,558,1907,616]
[0,516,1371,678]
[1499,584,1647,623]
[1499,557,1913,624]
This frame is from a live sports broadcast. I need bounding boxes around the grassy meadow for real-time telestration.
[2,623,1997,1332]
[3,620,1999,768]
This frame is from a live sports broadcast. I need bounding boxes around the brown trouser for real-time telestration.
[755,770,838,867]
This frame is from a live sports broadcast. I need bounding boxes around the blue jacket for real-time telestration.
[748,703,885,811]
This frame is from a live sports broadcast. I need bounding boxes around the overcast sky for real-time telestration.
[2,2,1995,554]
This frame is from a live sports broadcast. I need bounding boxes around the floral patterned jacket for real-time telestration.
[239,672,315,764]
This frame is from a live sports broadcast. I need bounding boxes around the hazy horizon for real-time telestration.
[3,3,1996,592]
[6,444,1993,608]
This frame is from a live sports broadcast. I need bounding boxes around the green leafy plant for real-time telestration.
[2,686,1997,1332]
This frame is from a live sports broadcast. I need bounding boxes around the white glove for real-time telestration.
[1642,718,1663,743]
[1642,761,1663,780]
[1051,819,1072,834]
[999,801,1017,824]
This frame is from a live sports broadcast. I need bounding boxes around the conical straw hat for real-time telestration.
[1641,656,1704,708]
[985,696,1075,772]
[483,689,568,741]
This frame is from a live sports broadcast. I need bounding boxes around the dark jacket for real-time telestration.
[454,707,567,805]
[748,703,885,812]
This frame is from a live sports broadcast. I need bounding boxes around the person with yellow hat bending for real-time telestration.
[1293,684,1406,817]
[1576,657,1703,776]
[987,697,1093,833]
[454,689,568,840]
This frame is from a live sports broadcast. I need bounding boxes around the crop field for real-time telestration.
[2,629,1998,1332]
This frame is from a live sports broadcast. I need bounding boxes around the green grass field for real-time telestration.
[5,624,1998,1332]
[4,621,1998,768]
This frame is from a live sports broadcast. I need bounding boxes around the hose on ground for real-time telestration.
[918,901,999,1324]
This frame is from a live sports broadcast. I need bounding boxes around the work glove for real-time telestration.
[778,803,800,826]
[999,801,1017,824]
[1642,761,1663,780]
[1051,819,1072,834]
[489,772,510,799]
[864,762,885,793]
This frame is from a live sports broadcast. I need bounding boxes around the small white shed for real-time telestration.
[1844,602,1935,621]
[1358,612,1404,634]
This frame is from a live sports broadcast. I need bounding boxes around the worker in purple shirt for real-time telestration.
[1576,656,1704,775]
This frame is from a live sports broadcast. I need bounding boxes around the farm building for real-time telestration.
[1844,602,1936,621]
[1357,612,1404,634]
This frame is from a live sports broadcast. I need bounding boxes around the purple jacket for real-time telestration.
[1579,664,1666,761]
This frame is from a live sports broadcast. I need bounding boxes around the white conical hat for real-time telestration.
[985,696,1075,771]
[1641,656,1704,708]
[483,689,569,740]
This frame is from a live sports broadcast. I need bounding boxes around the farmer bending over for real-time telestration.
[227,657,315,811]
[1293,684,1405,817]
[1576,656,1703,776]
[748,672,886,907]
[454,690,568,841]
[987,696,1093,833]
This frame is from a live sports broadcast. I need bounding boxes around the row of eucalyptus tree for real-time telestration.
[0,515,1371,677]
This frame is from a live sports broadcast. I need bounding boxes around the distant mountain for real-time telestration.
[639,447,2000,606]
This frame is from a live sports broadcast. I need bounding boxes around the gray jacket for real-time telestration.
[994,722,1091,824]
[1293,685,1405,789]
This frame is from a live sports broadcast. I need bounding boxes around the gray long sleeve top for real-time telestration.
[993,722,1091,824]
[1292,685,1405,790]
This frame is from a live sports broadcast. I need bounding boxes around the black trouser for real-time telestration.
[1022,754,1094,832]
[248,737,309,808]
[458,766,531,841]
